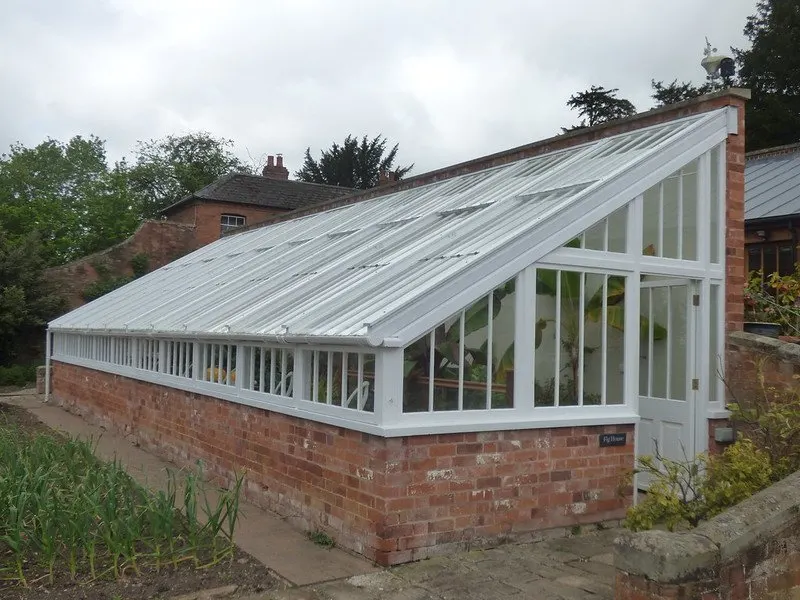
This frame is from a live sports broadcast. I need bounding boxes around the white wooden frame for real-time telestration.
[49,139,729,441]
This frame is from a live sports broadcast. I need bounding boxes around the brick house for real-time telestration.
[160,154,356,248]
[47,89,747,566]
[744,143,800,276]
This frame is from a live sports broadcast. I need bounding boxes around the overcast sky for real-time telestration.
[0,0,756,177]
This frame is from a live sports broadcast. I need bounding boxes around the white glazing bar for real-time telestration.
[486,292,493,409]
[658,183,664,257]
[698,151,711,265]
[326,351,333,404]
[648,289,654,397]
[554,270,562,408]
[428,331,435,412]
[677,170,684,260]
[458,310,465,411]
[217,344,224,383]
[601,275,608,405]
[578,272,585,406]
[603,218,609,252]
[281,349,288,396]
[270,349,276,393]
[530,268,537,408]
[178,342,184,376]
[226,344,233,385]
[716,143,726,265]
[666,287,673,399]
[340,352,347,406]
[259,347,266,392]
[194,342,201,380]
[248,347,255,391]
[357,353,365,410]
[313,350,320,401]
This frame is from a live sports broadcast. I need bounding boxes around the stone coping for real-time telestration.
[729,330,800,364]
[613,468,800,583]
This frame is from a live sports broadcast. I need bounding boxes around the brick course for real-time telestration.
[52,361,634,565]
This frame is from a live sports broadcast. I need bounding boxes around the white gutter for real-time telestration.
[47,327,385,348]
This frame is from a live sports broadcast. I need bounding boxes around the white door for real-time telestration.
[637,278,699,488]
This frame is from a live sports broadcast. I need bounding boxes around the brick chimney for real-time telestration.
[262,154,289,180]
[378,169,399,186]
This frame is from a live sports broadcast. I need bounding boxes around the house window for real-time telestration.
[220,214,246,234]
[748,243,795,277]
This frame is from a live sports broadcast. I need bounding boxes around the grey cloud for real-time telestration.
[0,0,757,176]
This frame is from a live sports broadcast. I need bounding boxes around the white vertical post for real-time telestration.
[554,270,562,407]
[514,267,535,416]
[577,272,585,405]
[292,348,310,404]
[375,348,404,428]
[44,329,52,403]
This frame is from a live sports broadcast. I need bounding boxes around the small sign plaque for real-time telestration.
[599,433,627,447]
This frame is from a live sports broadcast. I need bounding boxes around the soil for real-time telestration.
[0,402,280,600]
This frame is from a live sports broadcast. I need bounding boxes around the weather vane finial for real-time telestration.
[703,37,717,58]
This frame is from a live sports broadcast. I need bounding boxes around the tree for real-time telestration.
[651,79,714,107]
[564,86,637,131]
[0,136,140,265]
[296,134,413,189]
[735,0,800,150]
[0,228,64,364]
[128,133,252,217]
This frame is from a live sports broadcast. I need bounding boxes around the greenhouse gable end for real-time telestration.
[48,89,747,565]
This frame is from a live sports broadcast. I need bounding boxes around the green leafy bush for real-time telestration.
[624,439,773,532]
[625,360,800,532]
[130,253,149,277]
[81,276,133,301]
[0,365,37,387]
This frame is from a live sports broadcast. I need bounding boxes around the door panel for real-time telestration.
[638,278,697,489]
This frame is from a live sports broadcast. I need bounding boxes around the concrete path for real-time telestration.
[1,393,378,587]
[248,529,617,600]
[3,393,620,599]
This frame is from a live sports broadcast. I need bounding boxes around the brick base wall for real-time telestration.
[52,362,634,565]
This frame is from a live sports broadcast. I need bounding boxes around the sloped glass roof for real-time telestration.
[51,110,726,343]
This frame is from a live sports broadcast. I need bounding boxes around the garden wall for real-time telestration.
[614,467,800,600]
[727,330,800,394]
[46,220,197,311]
[51,361,633,566]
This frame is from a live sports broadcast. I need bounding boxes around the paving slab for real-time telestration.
[2,394,379,587]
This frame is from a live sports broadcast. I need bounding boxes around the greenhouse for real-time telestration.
[48,92,746,565]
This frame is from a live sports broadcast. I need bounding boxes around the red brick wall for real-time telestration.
[726,331,800,401]
[165,201,289,248]
[725,100,746,336]
[52,361,634,565]
[45,220,197,311]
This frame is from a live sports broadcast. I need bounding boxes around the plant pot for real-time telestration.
[743,322,782,339]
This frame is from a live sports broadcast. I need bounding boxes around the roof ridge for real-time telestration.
[231,172,359,191]
[746,142,800,160]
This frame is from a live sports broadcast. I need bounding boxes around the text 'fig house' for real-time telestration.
[47,90,747,566]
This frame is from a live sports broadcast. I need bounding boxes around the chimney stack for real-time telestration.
[262,153,289,180]
[378,169,399,186]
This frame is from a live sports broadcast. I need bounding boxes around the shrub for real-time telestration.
[625,361,800,532]
[0,365,37,387]
[624,439,773,532]
[130,253,149,277]
[82,276,133,301]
